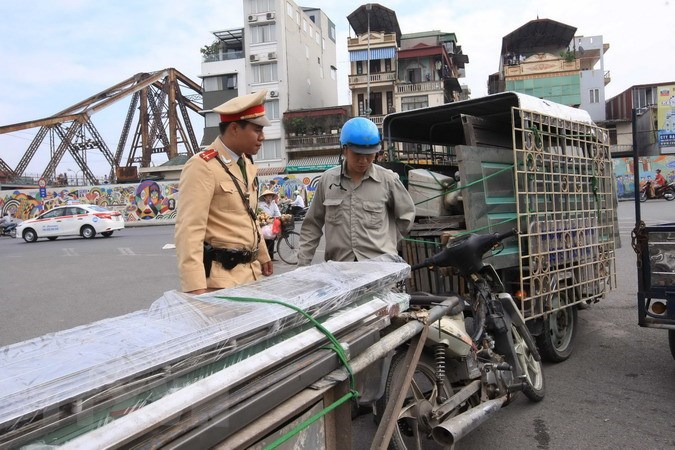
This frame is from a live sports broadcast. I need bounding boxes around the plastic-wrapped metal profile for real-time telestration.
[0,255,410,436]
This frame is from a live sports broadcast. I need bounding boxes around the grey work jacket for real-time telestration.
[298,163,416,265]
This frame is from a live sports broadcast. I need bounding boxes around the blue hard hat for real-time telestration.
[340,117,381,154]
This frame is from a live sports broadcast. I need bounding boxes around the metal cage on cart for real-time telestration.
[384,92,618,322]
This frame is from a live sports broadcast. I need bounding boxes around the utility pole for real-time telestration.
[365,3,372,117]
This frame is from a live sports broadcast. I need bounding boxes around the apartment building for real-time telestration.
[487,18,610,123]
[345,4,468,128]
[199,0,338,176]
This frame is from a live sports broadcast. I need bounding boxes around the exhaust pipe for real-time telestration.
[431,396,507,446]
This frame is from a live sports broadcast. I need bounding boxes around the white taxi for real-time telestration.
[17,204,125,242]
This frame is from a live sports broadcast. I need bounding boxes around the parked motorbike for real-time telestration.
[640,181,675,202]
[0,218,17,238]
[280,203,308,221]
[377,230,544,449]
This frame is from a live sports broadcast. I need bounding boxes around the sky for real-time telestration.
[0,0,673,177]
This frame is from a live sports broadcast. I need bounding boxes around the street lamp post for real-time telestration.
[67,168,83,186]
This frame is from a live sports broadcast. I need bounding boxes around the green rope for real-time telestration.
[402,217,518,247]
[216,295,357,392]
[263,391,356,450]
[408,164,514,206]
[216,295,361,449]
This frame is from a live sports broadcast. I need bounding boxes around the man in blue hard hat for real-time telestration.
[297,117,416,265]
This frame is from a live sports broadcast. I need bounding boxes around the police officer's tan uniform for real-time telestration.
[175,91,272,292]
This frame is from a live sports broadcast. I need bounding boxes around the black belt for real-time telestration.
[203,243,259,276]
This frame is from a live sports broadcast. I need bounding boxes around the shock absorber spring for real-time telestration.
[434,344,446,382]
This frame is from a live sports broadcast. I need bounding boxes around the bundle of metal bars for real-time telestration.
[0,256,410,447]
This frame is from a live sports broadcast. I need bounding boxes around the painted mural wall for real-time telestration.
[612,155,675,199]
[0,172,325,224]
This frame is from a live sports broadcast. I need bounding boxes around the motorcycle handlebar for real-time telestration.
[411,228,519,271]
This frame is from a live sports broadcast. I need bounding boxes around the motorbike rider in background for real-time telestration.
[653,168,667,197]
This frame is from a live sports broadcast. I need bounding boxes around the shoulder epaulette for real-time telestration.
[199,149,218,162]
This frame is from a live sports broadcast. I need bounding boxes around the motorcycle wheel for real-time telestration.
[376,351,453,450]
[640,191,648,202]
[664,188,675,201]
[511,325,545,402]
[536,305,577,362]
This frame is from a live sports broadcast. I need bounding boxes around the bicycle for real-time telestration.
[275,218,300,265]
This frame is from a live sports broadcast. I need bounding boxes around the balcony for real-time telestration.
[604,70,611,86]
[504,58,580,77]
[347,33,397,48]
[286,134,341,151]
[368,115,385,126]
[396,81,443,94]
[202,50,244,63]
[348,71,396,87]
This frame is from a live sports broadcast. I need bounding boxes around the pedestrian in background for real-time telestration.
[175,90,273,294]
[258,189,281,261]
[297,117,416,266]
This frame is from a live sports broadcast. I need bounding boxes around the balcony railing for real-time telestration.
[348,71,396,86]
[286,134,341,149]
[202,50,244,63]
[504,59,580,76]
[604,70,611,86]
[347,33,397,47]
[396,81,443,94]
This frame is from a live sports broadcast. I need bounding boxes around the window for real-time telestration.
[322,37,326,50]
[252,63,278,83]
[258,139,282,161]
[203,74,237,91]
[286,2,293,17]
[328,23,336,42]
[356,61,363,75]
[369,59,381,73]
[251,0,274,13]
[330,66,337,80]
[305,44,309,59]
[266,99,280,120]
[303,18,307,32]
[42,208,66,219]
[309,27,313,39]
[401,95,428,111]
[589,88,600,103]
[251,23,276,44]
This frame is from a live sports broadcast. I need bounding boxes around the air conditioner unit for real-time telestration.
[248,14,258,22]
[268,52,277,60]
[266,12,275,20]
[250,54,259,62]
[270,90,279,98]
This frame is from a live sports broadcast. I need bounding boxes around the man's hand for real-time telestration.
[261,260,274,276]
[187,288,218,295]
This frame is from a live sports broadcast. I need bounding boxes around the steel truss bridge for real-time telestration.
[0,68,203,185]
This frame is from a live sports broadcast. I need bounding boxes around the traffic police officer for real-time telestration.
[297,117,416,265]
[175,90,273,294]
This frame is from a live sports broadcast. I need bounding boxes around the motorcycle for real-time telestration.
[0,217,17,238]
[640,180,675,202]
[280,203,308,221]
[376,230,544,449]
